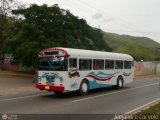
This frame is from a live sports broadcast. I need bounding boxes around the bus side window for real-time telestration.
[62,58,68,71]
[115,60,123,69]
[105,60,114,69]
[79,59,92,70]
[124,61,131,69]
[132,61,135,67]
[93,59,104,70]
[69,58,77,68]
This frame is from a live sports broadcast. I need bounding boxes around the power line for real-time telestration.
[58,0,160,37]
[61,0,92,17]
[67,0,92,12]
[72,0,160,36]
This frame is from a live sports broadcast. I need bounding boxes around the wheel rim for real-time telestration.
[82,83,88,93]
[119,79,123,87]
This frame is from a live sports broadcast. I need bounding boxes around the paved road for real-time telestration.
[0,75,39,96]
[0,76,159,117]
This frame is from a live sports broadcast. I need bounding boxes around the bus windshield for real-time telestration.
[38,57,68,71]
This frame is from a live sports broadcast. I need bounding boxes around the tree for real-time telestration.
[7,4,111,66]
[0,0,23,68]
[0,0,16,50]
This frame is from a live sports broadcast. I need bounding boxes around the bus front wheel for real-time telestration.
[79,80,89,96]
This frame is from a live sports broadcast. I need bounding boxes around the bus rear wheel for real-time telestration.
[79,80,89,96]
[116,76,124,89]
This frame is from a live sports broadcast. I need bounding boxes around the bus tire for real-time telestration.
[79,80,89,96]
[116,76,124,89]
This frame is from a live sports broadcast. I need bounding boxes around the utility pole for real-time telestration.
[98,25,101,32]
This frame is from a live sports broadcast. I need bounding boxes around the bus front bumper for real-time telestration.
[36,84,65,92]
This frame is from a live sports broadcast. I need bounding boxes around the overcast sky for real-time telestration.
[21,0,160,43]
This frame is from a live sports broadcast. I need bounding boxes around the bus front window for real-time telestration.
[39,57,68,71]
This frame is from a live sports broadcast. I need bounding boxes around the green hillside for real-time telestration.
[103,32,160,61]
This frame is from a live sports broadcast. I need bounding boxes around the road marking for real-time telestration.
[0,83,158,103]
[72,83,159,103]
[126,97,160,114]
[0,93,50,102]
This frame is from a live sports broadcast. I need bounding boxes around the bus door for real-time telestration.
[68,58,80,90]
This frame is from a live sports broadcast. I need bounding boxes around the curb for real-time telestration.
[134,75,160,79]
[0,73,34,77]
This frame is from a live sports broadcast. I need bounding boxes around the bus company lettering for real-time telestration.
[68,68,80,78]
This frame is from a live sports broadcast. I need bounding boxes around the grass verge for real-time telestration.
[125,102,160,120]
[139,102,160,114]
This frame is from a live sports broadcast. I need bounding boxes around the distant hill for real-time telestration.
[103,32,160,61]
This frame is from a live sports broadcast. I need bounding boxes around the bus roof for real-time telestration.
[39,47,133,61]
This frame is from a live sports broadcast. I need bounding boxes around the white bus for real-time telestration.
[36,47,134,95]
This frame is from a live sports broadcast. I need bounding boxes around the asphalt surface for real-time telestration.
[0,75,160,119]
[0,75,38,96]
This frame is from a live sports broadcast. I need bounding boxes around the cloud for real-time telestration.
[92,13,103,20]
[92,13,114,23]
[102,17,115,23]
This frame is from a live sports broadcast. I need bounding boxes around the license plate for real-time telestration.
[45,86,50,90]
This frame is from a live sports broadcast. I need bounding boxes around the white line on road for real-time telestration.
[72,83,159,103]
[126,97,160,114]
[0,93,50,102]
